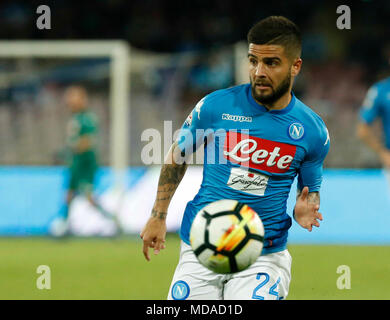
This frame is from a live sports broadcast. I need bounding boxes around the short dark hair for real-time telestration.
[247,16,302,59]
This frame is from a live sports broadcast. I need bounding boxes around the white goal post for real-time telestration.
[0,40,130,191]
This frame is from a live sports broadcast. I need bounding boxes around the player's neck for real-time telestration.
[262,91,292,111]
[72,107,87,114]
[252,90,292,111]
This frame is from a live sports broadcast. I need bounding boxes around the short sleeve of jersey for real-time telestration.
[297,126,330,192]
[359,85,382,124]
[177,96,214,156]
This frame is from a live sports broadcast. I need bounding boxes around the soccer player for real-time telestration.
[50,85,115,236]
[141,16,330,300]
[357,73,390,182]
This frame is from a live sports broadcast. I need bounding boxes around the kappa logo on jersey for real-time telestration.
[171,280,190,300]
[288,123,304,140]
[223,132,296,174]
[222,113,252,122]
[227,167,269,196]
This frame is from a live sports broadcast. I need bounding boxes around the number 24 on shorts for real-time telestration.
[252,272,282,300]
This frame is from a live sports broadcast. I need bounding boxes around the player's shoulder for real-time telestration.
[85,110,97,119]
[360,77,390,110]
[80,110,98,126]
[375,76,390,88]
[368,77,390,95]
[195,84,248,120]
[202,84,247,104]
[294,96,327,128]
[293,96,329,143]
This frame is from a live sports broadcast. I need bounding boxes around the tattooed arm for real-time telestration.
[293,187,323,232]
[150,142,187,221]
[140,141,188,261]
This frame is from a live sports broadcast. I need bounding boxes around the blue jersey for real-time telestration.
[359,77,390,149]
[177,84,330,254]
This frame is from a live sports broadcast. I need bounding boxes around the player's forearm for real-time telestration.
[152,142,188,220]
[356,122,386,156]
[72,136,93,153]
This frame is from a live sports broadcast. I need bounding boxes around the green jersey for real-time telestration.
[66,110,99,192]
[66,110,99,153]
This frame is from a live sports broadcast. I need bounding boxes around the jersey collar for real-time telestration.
[246,83,296,115]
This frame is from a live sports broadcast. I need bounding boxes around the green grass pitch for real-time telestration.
[0,234,388,300]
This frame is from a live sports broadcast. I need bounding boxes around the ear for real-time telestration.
[291,58,302,77]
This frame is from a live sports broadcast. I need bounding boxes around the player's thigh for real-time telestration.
[68,166,80,192]
[72,163,97,194]
[167,242,224,300]
[79,157,98,184]
[224,250,292,300]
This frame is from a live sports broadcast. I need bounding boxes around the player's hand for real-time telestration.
[73,136,92,154]
[140,216,167,261]
[293,186,323,232]
[379,150,390,168]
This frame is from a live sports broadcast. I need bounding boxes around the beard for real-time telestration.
[251,72,291,106]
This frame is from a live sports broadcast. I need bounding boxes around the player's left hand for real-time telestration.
[140,216,167,261]
[293,186,323,232]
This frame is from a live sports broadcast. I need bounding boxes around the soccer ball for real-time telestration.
[190,199,264,274]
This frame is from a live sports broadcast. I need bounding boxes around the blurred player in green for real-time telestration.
[65,85,99,202]
[50,85,116,236]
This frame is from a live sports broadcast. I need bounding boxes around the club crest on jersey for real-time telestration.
[171,280,190,300]
[288,122,304,140]
[223,132,296,174]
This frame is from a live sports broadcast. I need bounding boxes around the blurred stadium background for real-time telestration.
[0,0,389,299]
